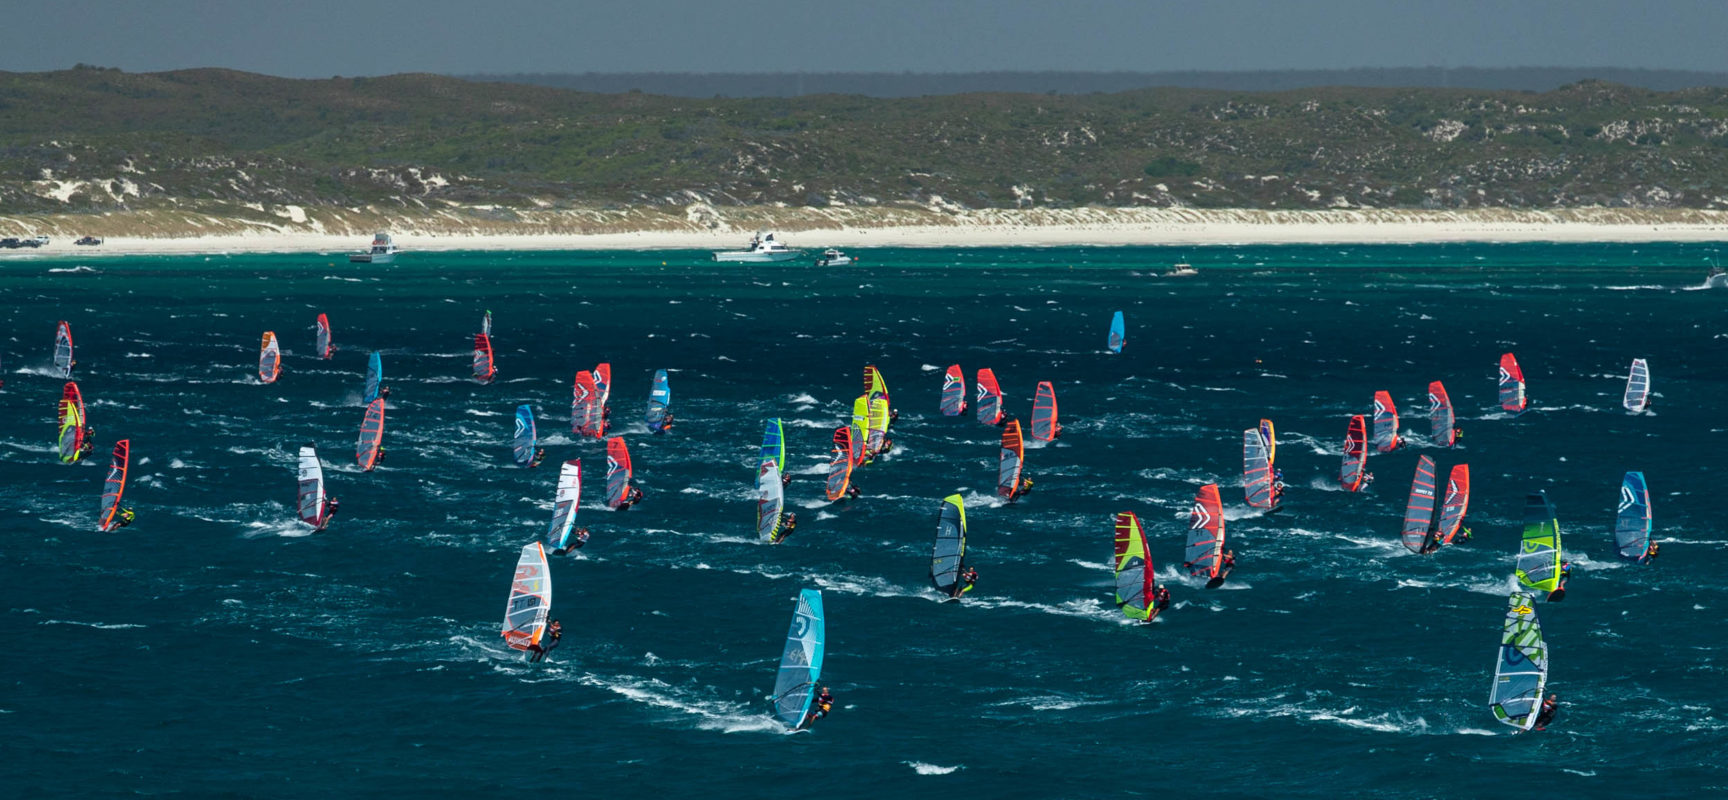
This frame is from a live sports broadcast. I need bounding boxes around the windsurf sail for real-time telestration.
[1623,358,1650,413]
[482,310,493,337]
[1340,415,1368,492]
[593,362,612,410]
[758,460,784,542]
[472,333,496,383]
[997,419,1025,498]
[825,426,854,501]
[259,332,281,383]
[97,439,130,532]
[1243,428,1276,509]
[571,371,601,437]
[1434,464,1471,546]
[864,364,890,408]
[1371,390,1399,452]
[930,494,967,596]
[364,351,383,404]
[1400,455,1439,553]
[1499,353,1527,414]
[1108,311,1125,353]
[58,381,87,463]
[605,437,632,509]
[1113,511,1155,620]
[1429,381,1455,447]
[646,369,672,432]
[1186,484,1225,579]
[546,459,581,550]
[867,397,890,453]
[848,422,867,467]
[315,313,333,359]
[771,588,826,730]
[356,397,386,470]
[513,405,537,466]
[761,418,786,472]
[502,542,551,652]
[296,446,326,528]
[1259,419,1277,468]
[1489,591,1547,731]
[940,364,967,416]
[54,320,74,378]
[1515,491,1563,593]
[1614,471,1653,561]
[974,368,1003,426]
[1030,381,1059,441]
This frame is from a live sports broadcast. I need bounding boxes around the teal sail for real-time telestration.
[1614,471,1653,561]
[1108,311,1125,353]
[770,589,826,730]
[646,369,672,432]
[364,351,383,404]
[513,405,537,466]
[760,418,785,472]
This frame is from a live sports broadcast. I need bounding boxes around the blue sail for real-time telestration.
[646,369,672,432]
[760,418,785,472]
[364,351,383,403]
[1614,471,1653,561]
[1108,311,1125,353]
[771,589,826,729]
[513,405,537,466]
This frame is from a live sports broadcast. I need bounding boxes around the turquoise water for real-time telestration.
[3,243,1726,796]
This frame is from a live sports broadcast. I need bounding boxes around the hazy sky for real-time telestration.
[7,0,1728,76]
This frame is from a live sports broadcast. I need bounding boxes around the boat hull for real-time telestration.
[713,251,802,263]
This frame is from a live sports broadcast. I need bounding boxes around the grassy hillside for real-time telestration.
[5,66,1728,217]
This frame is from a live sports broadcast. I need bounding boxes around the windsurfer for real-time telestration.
[1457,526,1473,543]
[115,508,135,528]
[529,448,546,468]
[1009,477,1034,501]
[961,566,978,593]
[528,620,563,662]
[806,687,835,726]
[1452,427,1463,443]
[889,408,899,428]
[380,386,391,400]
[374,446,387,465]
[1362,472,1374,485]
[660,412,675,432]
[602,406,612,434]
[317,498,340,531]
[553,529,590,555]
[846,483,861,499]
[617,486,645,510]
[1051,422,1063,439]
[1153,586,1171,612]
[1556,560,1573,592]
[781,471,792,488]
[1533,693,1559,730]
[772,512,797,544]
[1220,550,1237,578]
[1642,542,1660,564]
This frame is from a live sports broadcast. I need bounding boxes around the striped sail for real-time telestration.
[296,446,326,528]
[58,381,87,463]
[546,459,581,549]
[472,333,496,383]
[513,405,537,466]
[605,437,632,509]
[1243,428,1275,509]
[974,368,1003,425]
[1371,390,1399,452]
[98,439,131,532]
[1434,465,1471,546]
[1623,358,1650,413]
[1030,381,1058,441]
[1498,353,1527,414]
[1515,492,1563,593]
[1614,471,1653,561]
[1489,591,1547,731]
[315,313,333,359]
[997,419,1024,498]
[593,363,612,410]
[1400,456,1438,553]
[54,320,74,378]
[940,364,966,416]
[571,371,601,437]
[1340,415,1368,491]
[356,398,386,470]
[502,543,551,652]
[259,332,281,383]
[770,589,826,729]
[1428,381,1455,447]
[824,426,853,501]
[757,460,784,542]
[930,494,967,596]
[1185,484,1225,579]
[1259,419,1277,468]
[1113,511,1155,620]
[760,418,786,472]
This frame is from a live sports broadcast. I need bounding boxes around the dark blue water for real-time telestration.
[4,244,1726,797]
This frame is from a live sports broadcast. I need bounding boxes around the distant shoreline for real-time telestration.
[4,207,1728,257]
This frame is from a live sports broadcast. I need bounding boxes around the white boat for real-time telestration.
[814,248,858,266]
[1707,266,1728,289]
[713,232,802,263]
[1166,262,1199,277]
[349,233,398,264]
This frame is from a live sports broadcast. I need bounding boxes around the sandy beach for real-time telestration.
[4,206,1728,256]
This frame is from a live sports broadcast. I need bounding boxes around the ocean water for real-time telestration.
[3,243,1726,797]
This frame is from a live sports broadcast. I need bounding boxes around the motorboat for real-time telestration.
[1166,262,1199,277]
[349,232,398,264]
[814,248,858,266]
[713,232,802,263]
[1707,265,1728,289]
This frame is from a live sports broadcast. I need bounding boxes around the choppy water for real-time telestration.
[3,244,1726,796]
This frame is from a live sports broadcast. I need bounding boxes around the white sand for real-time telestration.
[6,207,1728,257]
